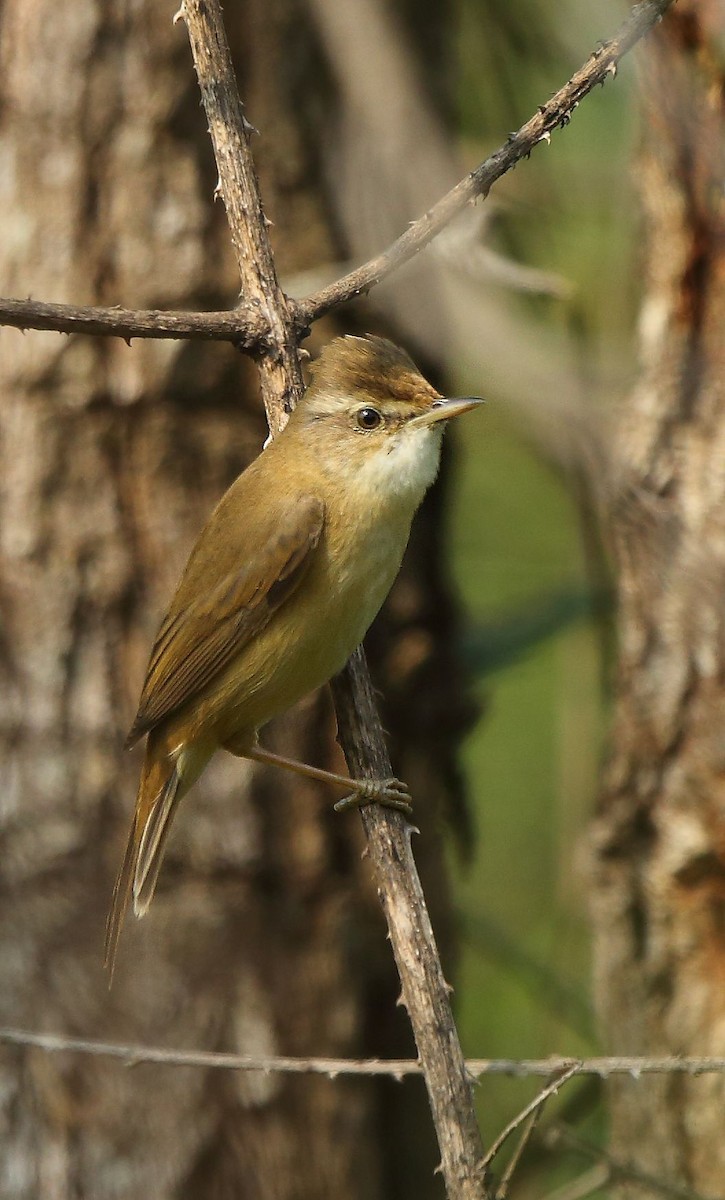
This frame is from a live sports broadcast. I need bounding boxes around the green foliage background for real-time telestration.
[447,1,642,1190]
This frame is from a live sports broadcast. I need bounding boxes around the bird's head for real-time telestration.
[289,335,482,505]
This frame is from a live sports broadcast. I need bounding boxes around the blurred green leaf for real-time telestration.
[461,586,611,677]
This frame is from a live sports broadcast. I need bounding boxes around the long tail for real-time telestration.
[105,734,209,978]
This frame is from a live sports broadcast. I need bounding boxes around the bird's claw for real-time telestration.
[334,777,413,818]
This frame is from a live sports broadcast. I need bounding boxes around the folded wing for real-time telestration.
[126,493,325,745]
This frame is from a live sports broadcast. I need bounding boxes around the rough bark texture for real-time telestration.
[591,5,725,1195]
[0,3,467,1198]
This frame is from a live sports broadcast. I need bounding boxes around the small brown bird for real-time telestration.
[106,335,481,970]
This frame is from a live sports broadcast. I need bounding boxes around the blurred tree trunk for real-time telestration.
[592,6,725,1195]
[0,3,467,1198]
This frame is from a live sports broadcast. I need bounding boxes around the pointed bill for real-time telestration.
[408,397,484,428]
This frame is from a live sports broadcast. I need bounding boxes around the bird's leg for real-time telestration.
[246,745,412,817]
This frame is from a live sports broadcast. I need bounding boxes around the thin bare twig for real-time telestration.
[544,1124,715,1200]
[486,1064,581,1198]
[0,1,674,355]
[296,0,677,323]
[0,297,265,345]
[179,4,488,1197]
[494,1106,547,1200]
[484,1065,580,1176]
[3,1029,725,1081]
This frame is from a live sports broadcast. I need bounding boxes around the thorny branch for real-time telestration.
[0,0,676,348]
[2,1029,725,1082]
[180,0,302,423]
[180,3,488,1198]
[297,0,677,321]
[0,297,265,345]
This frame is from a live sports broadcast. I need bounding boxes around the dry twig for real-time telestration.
[2,1029,725,1082]
[484,1064,581,1198]
[295,0,677,322]
[180,0,302,423]
[0,297,264,345]
[0,0,676,348]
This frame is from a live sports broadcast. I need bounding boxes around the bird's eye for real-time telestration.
[356,407,382,430]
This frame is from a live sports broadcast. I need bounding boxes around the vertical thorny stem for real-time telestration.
[180,0,488,1195]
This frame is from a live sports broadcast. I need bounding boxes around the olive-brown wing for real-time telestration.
[126,494,325,746]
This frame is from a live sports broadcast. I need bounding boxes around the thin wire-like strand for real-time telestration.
[2,1030,725,1080]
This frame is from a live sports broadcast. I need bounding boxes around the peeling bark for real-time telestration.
[592,6,725,1195]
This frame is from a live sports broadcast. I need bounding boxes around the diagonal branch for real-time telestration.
[482,1063,581,1198]
[0,0,675,356]
[331,651,489,1195]
[179,3,488,1198]
[181,1,303,425]
[296,0,677,323]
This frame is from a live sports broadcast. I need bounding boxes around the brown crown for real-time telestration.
[308,336,437,405]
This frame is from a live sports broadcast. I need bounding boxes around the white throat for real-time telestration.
[352,423,443,512]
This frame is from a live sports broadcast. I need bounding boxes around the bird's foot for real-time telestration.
[334,777,413,818]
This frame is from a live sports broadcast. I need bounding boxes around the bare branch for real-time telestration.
[544,1124,715,1200]
[331,650,489,1195]
[181,0,303,425]
[0,296,266,345]
[0,1,675,362]
[484,1063,581,1197]
[3,1029,725,1082]
[297,0,677,323]
[178,4,488,1197]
